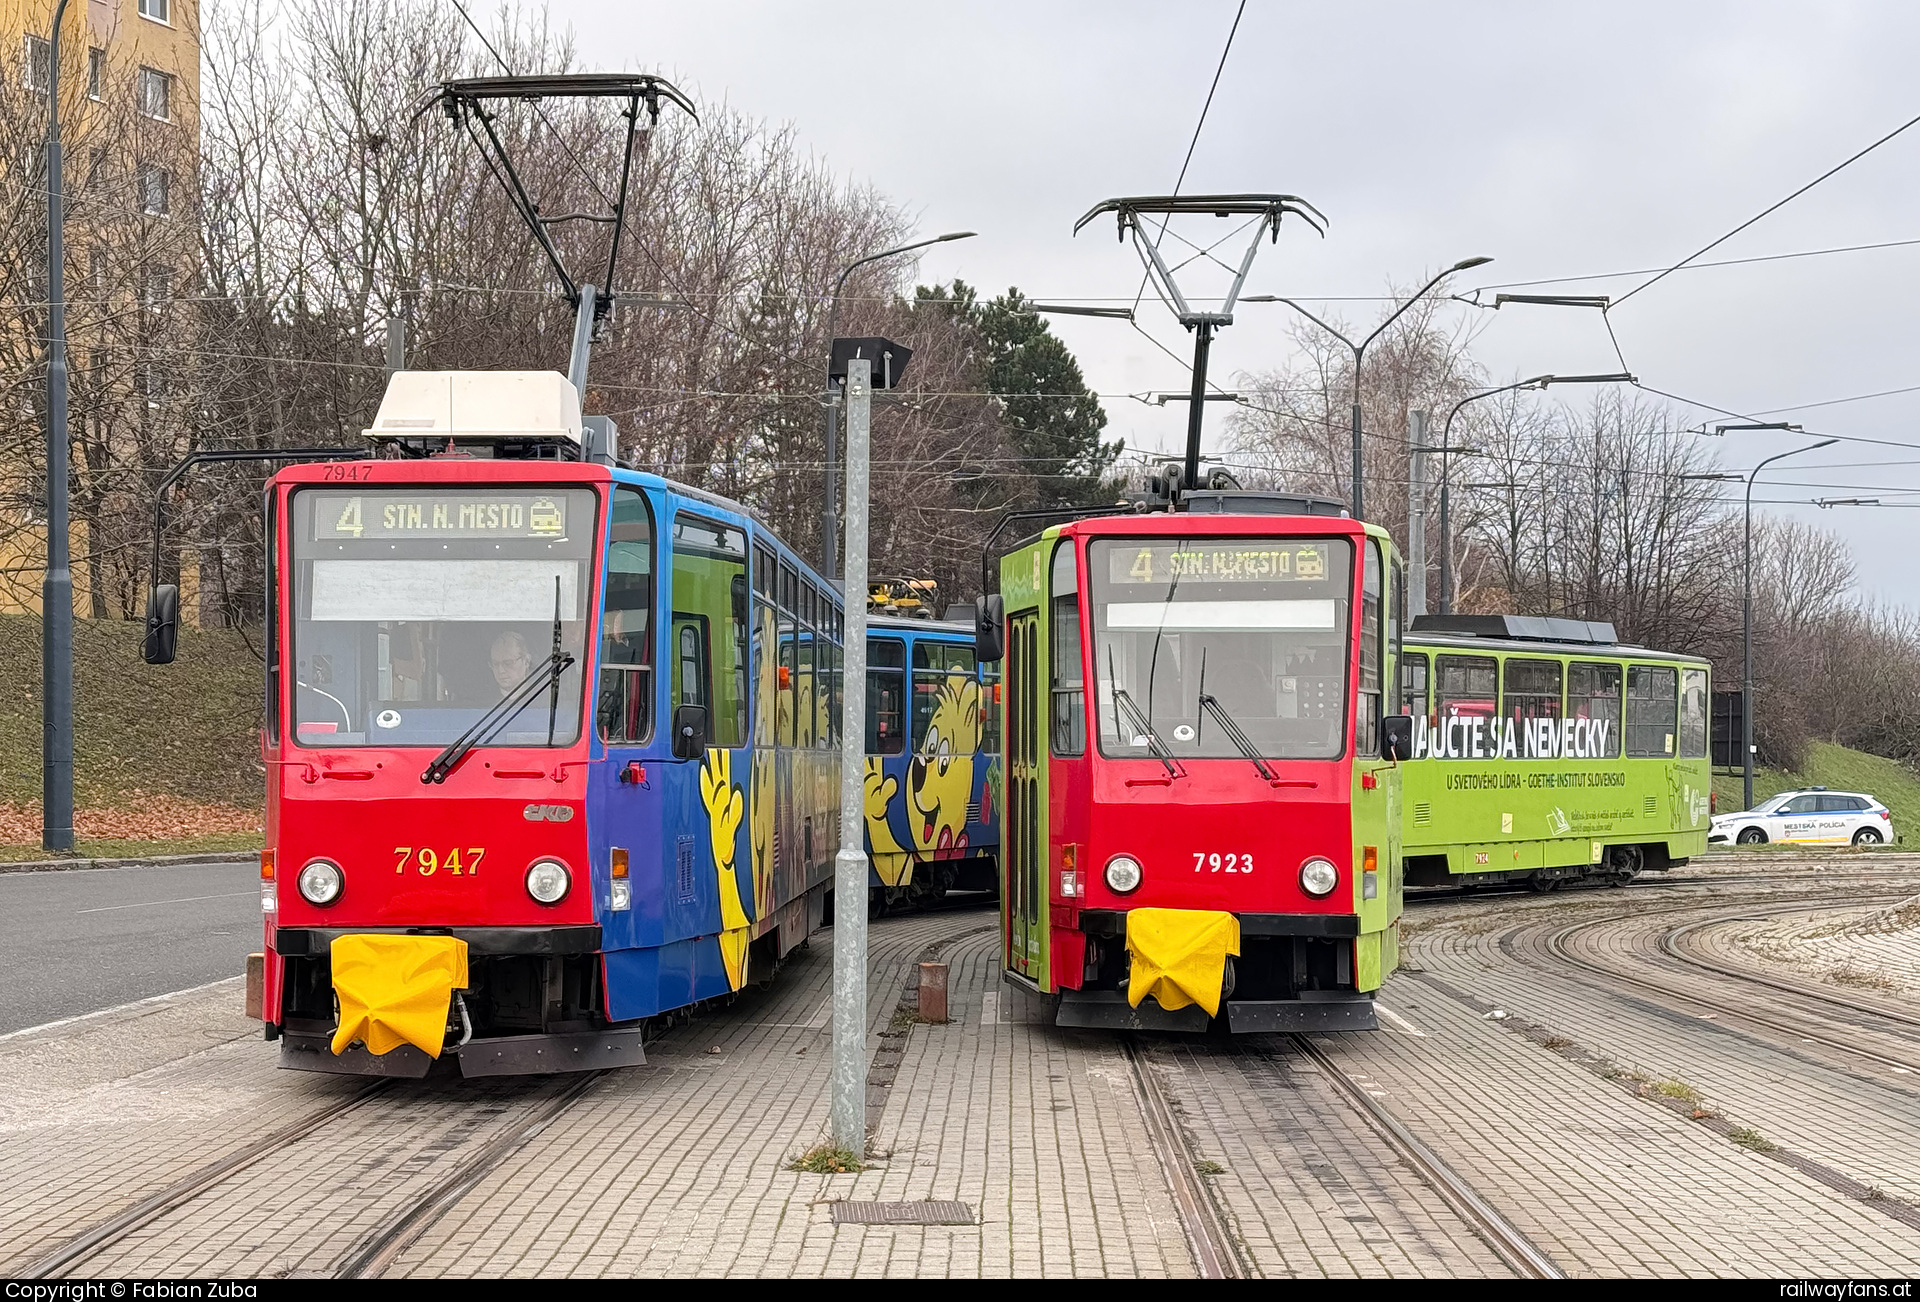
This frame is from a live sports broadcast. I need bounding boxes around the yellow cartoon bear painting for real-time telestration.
[862,666,983,888]
[700,748,751,990]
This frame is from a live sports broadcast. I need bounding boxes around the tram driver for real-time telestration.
[490,630,534,699]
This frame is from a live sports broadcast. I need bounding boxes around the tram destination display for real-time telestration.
[312,490,570,541]
[1108,540,1331,584]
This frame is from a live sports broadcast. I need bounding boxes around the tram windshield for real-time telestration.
[289,487,596,748]
[1088,537,1353,761]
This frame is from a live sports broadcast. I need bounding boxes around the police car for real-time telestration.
[1709,787,1894,847]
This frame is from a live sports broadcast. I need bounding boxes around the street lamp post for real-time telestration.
[819,231,974,579]
[1735,438,1837,811]
[1434,372,1634,614]
[42,0,74,852]
[1254,255,1490,520]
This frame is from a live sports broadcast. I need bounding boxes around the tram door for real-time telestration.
[1007,611,1043,979]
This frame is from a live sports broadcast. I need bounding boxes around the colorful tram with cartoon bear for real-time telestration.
[152,371,847,1077]
[862,615,1001,909]
[978,495,1409,1033]
[1397,614,1712,891]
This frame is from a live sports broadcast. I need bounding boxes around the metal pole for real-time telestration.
[831,355,873,1154]
[1407,409,1427,617]
[821,386,839,578]
[565,283,597,400]
[1743,475,1754,812]
[385,316,405,376]
[1738,439,1833,810]
[1349,357,1364,520]
[42,0,73,853]
[1438,405,1453,615]
[1182,321,1214,490]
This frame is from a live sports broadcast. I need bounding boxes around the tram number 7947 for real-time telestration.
[1193,852,1254,874]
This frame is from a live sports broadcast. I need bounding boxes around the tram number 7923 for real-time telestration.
[1193,853,1253,874]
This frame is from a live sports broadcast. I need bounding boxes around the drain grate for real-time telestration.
[830,1200,974,1226]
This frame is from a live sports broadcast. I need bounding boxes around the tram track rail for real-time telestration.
[20,1067,613,1280]
[336,1069,608,1278]
[18,1080,393,1279]
[1122,1036,1241,1279]
[1286,1035,1564,1280]
[1530,895,1920,1078]
[1125,1029,1562,1280]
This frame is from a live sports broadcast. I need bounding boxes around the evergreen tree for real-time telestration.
[918,280,1123,510]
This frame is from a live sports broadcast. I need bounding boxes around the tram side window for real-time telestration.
[670,513,748,748]
[1566,660,1623,758]
[1503,658,1563,725]
[981,660,1002,758]
[869,638,905,754]
[1679,667,1708,759]
[912,639,977,755]
[597,486,654,744]
[1050,543,1085,756]
[1399,652,1429,718]
[778,623,795,748]
[753,544,775,598]
[1356,540,1383,755]
[1626,665,1678,758]
[1435,654,1498,721]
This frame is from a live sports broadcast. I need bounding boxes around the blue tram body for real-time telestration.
[585,470,846,1019]
[862,616,1001,904]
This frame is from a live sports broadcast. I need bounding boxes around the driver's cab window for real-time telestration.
[597,486,654,743]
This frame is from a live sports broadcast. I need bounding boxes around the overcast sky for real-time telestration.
[565,0,1920,607]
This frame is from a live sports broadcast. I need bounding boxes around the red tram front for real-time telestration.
[982,501,1407,1032]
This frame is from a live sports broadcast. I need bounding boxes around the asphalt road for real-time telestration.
[0,860,259,1035]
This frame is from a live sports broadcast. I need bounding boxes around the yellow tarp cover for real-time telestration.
[1125,908,1241,1018]
[330,934,469,1058]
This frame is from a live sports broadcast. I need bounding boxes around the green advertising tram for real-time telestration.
[1398,615,1712,891]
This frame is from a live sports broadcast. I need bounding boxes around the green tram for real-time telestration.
[1399,615,1711,891]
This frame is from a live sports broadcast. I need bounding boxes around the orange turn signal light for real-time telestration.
[259,849,275,881]
[778,665,792,689]
[611,847,629,879]
[1363,845,1378,874]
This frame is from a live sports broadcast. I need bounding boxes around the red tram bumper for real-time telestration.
[268,925,644,1078]
[1051,909,1380,1034]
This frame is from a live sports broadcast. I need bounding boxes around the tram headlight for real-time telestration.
[296,858,344,907]
[1104,854,1143,895]
[1298,856,1339,898]
[525,858,571,906]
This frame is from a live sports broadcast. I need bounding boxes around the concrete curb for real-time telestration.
[0,850,256,874]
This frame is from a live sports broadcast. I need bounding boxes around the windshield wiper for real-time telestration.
[1112,685,1180,778]
[1198,693,1277,782]
[421,650,576,784]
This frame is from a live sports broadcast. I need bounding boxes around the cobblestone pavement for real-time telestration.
[388,916,1196,1278]
[1714,900,1920,999]
[1371,866,1920,1275]
[12,863,1920,1278]
[0,979,362,1273]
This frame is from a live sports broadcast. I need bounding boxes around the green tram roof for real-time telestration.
[1407,614,1709,667]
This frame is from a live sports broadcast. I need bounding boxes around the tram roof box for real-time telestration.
[1180,490,1348,517]
[1410,613,1618,645]
[365,371,584,446]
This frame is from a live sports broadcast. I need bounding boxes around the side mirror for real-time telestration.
[1381,714,1414,762]
[975,593,1004,663]
[142,583,179,665]
[671,703,709,759]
